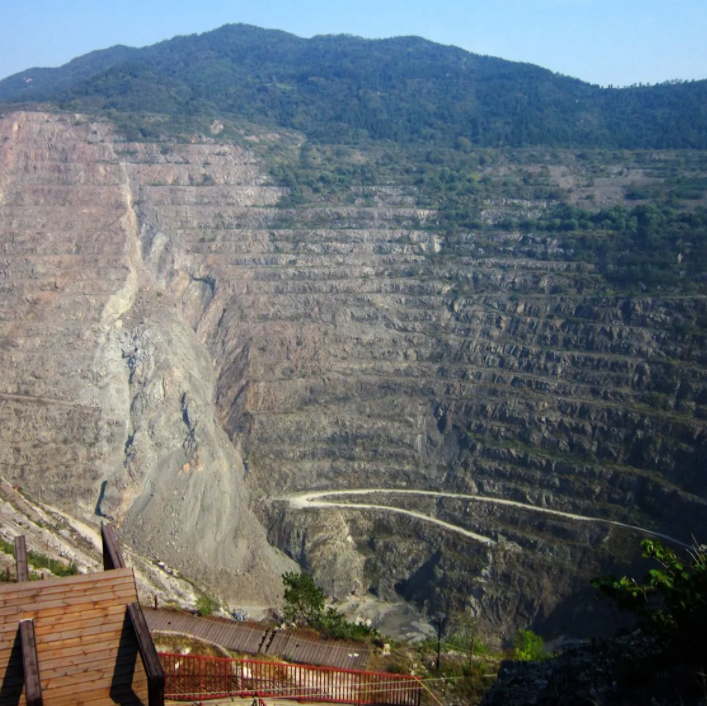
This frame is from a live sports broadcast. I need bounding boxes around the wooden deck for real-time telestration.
[0,568,149,706]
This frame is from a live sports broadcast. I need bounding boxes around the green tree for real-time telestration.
[445,606,483,667]
[282,571,325,625]
[454,136,472,152]
[592,539,707,665]
[281,572,378,640]
[513,629,546,661]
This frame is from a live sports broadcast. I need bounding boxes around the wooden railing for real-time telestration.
[159,652,422,706]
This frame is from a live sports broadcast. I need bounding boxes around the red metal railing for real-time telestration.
[159,652,422,706]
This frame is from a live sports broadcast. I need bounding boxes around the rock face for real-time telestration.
[1,111,706,637]
[482,637,704,706]
[0,112,293,603]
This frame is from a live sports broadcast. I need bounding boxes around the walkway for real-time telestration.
[146,609,370,670]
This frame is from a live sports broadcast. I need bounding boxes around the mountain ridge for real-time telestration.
[2,23,707,149]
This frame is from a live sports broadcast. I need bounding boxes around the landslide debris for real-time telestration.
[0,112,294,605]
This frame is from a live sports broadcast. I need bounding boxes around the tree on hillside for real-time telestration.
[513,629,546,661]
[592,539,707,666]
[281,572,379,641]
[282,571,325,625]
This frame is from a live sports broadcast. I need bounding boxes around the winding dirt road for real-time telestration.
[283,488,689,547]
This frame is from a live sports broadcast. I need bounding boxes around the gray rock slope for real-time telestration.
[1,111,706,637]
[0,112,293,604]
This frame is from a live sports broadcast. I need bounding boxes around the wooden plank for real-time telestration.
[36,621,129,647]
[45,680,148,706]
[0,570,136,603]
[0,645,20,663]
[42,668,148,698]
[0,640,20,658]
[0,572,135,606]
[0,626,25,706]
[65,698,144,706]
[0,586,136,616]
[45,683,148,706]
[35,600,129,621]
[0,594,136,622]
[0,671,26,689]
[14,535,30,583]
[56,693,146,706]
[39,655,139,681]
[38,629,141,664]
[101,524,126,571]
[34,609,128,639]
[19,619,43,706]
[34,635,131,664]
[0,567,135,597]
[0,594,132,620]
[40,655,144,684]
[16,577,137,603]
[42,668,147,695]
[128,602,165,706]
[38,649,126,674]
[145,610,270,655]
[0,591,135,618]
[0,628,26,690]
[1,618,31,636]
[0,585,139,617]
[41,623,145,657]
[31,603,127,632]
[41,663,147,691]
[0,631,22,652]
[36,639,129,665]
[0,586,21,599]
[39,629,131,655]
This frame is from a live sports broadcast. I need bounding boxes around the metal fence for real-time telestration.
[159,652,422,706]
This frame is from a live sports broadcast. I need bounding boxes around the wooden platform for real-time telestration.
[0,567,150,706]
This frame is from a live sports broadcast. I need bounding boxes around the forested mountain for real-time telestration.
[1,23,706,149]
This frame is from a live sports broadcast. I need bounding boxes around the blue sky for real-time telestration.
[1,0,705,87]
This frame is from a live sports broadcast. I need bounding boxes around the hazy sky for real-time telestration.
[1,0,705,87]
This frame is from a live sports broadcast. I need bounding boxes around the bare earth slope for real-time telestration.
[1,111,706,639]
[0,112,293,604]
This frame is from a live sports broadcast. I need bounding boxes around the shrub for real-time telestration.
[0,537,77,577]
[315,606,379,641]
[513,629,546,661]
[26,550,78,577]
[592,538,707,666]
[195,594,219,616]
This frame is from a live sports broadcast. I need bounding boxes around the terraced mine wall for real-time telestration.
[1,111,706,639]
